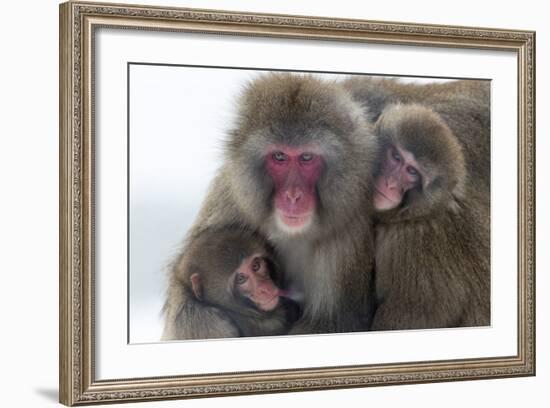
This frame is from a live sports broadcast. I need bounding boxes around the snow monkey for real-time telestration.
[164,73,379,335]
[162,227,300,339]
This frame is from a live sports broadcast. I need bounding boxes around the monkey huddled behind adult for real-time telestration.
[344,78,490,330]
[162,74,490,339]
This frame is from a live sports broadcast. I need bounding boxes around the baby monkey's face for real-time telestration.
[231,254,282,311]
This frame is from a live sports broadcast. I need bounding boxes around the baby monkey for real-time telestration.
[162,227,301,340]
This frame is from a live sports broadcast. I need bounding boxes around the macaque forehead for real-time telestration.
[206,251,271,300]
[224,247,268,276]
[393,145,419,168]
[390,143,432,186]
[235,252,268,273]
[264,143,324,157]
[189,231,270,279]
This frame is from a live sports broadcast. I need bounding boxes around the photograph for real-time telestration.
[58,1,535,405]
[128,66,491,343]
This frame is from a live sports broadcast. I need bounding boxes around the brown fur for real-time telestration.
[368,103,490,330]
[343,77,490,194]
[165,73,379,334]
[162,227,299,340]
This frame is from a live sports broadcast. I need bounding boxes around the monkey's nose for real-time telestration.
[286,189,302,204]
[386,176,399,190]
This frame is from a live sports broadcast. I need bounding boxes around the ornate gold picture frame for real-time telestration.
[59,1,535,405]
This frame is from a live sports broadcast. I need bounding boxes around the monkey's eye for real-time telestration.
[391,150,401,163]
[407,166,418,177]
[251,257,261,272]
[300,153,314,162]
[235,273,248,285]
[272,151,287,162]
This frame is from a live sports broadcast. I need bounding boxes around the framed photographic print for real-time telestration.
[59,1,536,405]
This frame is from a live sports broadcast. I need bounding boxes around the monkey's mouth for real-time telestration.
[278,212,312,228]
[374,187,397,202]
[373,186,401,211]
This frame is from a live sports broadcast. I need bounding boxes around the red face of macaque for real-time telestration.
[233,255,281,311]
[374,144,423,211]
[265,145,322,234]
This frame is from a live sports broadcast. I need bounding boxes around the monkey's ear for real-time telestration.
[190,273,203,300]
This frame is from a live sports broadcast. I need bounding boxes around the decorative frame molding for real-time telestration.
[59,1,535,405]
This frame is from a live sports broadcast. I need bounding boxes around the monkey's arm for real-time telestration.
[371,255,473,331]
[370,296,457,331]
[372,212,490,331]
[162,291,240,340]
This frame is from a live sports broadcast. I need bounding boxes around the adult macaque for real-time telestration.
[168,73,379,334]
[370,103,490,330]
[162,228,300,340]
